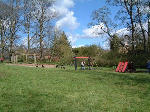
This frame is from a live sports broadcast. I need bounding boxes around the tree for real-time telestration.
[148,12,150,52]
[0,1,12,58]
[32,0,56,60]
[0,0,21,60]
[146,2,150,53]
[106,0,149,53]
[110,34,120,52]
[7,0,21,60]
[90,6,126,51]
[0,1,12,19]
[119,0,136,52]
[0,20,5,58]
[90,6,116,39]
[52,31,73,64]
[74,45,102,57]
[22,0,34,54]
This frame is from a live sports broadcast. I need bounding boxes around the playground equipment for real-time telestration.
[73,56,92,70]
[11,53,37,64]
[116,61,136,73]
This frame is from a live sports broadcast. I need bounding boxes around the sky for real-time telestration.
[52,0,112,49]
[2,0,148,49]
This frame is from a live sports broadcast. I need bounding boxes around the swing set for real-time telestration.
[73,56,92,70]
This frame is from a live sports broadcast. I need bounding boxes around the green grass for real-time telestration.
[0,64,150,112]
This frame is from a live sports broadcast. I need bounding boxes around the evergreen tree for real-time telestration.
[110,35,120,52]
[52,31,73,65]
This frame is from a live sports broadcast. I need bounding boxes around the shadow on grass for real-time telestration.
[85,69,150,85]
[135,71,148,73]
[52,68,150,88]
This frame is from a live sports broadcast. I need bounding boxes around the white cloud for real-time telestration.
[67,32,79,46]
[60,0,74,8]
[116,22,148,36]
[67,33,76,45]
[102,40,109,49]
[82,23,106,38]
[56,11,79,30]
[75,0,92,3]
[72,44,85,48]
[65,23,107,48]
[66,33,87,48]
[52,0,79,30]
[116,28,130,36]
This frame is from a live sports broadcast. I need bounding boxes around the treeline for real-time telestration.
[0,0,150,67]
[73,0,150,67]
[88,0,150,67]
[0,0,58,61]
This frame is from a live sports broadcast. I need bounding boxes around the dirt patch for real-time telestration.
[7,64,56,68]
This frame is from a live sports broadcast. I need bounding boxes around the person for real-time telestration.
[88,57,92,70]
[147,60,150,73]
[81,61,85,70]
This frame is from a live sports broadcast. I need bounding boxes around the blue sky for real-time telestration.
[52,0,123,49]
[52,0,148,49]
[71,0,107,47]
[19,0,148,49]
[52,0,110,48]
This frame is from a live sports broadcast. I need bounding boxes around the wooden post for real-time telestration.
[34,53,36,64]
[16,55,18,63]
[88,57,91,70]
[74,57,77,70]
[11,53,14,63]
[26,54,28,63]
[13,56,16,63]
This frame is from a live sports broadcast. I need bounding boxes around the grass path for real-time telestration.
[0,64,150,111]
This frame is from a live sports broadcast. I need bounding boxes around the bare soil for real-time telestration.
[7,63,56,68]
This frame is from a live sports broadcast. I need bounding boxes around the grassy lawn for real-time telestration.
[0,64,150,112]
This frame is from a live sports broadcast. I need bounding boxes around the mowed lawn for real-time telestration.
[0,64,150,112]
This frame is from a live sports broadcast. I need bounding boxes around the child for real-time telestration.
[81,61,85,70]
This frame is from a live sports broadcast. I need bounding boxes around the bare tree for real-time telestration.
[22,0,37,55]
[136,6,146,51]
[32,0,56,60]
[120,0,136,52]
[106,0,148,52]
[90,6,126,51]
[0,1,12,58]
[0,20,5,58]
[8,0,21,60]
[147,2,150,52]
[90,6,115,39]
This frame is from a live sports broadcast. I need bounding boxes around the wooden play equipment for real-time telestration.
[116,61,136,73]
[73,56,92,70]
[11,53,37,64]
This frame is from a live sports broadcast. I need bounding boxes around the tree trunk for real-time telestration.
[27,21,30,54]
[9,20,15,61]
[124,0,135,53]
[39,7,44,60]
[9,34,14,61]
[148,12,150,53]
[129,4,135,53]
[137,7,146,52]
[0,22,4,58]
